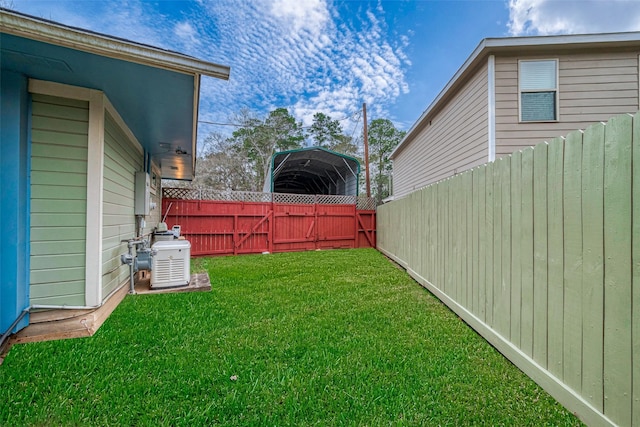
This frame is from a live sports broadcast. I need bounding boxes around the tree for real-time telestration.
[308,112,342,149]
[307,112,359,157]
[332,134,359,158]
[367,118,405,204]
[163,132,256,191]
[231,108,304,190]
[197,133,256,191]
[167,109,404,198]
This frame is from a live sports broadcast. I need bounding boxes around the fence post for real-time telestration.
[314,198,319,249]
[353,202,358,249]
[269,199,274,254]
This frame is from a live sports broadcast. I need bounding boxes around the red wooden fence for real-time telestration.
[161,189,376,257]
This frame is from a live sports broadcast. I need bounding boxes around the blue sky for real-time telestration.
[9,0,640,144]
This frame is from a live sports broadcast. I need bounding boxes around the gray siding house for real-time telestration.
[391,32,640,198]
[1,8,230,346]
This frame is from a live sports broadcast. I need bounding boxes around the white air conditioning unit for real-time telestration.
[151,240,191,289]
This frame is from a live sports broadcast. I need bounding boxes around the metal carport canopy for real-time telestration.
[270,147,360,195]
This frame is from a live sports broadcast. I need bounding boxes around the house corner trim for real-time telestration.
[85,92,105,306]
[488,55,496,162]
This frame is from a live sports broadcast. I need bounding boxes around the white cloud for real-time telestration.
[269,0,330,37]
[194,0,410,129]
[14,0,175,49]
[508,0,640,35]
[11,0,410,141]
[174,21,197,43]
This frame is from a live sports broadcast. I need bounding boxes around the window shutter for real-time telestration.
[520,60,557,90]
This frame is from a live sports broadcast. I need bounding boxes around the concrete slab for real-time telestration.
[134,272,211,294]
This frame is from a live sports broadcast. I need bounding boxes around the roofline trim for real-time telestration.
[0,8,230,80]
[391,31,640,158]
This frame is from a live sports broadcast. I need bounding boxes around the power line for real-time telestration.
[197,120,241,127]
[349,111,363,142]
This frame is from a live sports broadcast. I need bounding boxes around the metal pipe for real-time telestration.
[161,202,173,223]
[126,239,143,294]
[136,215,145,240]
[29,280,126,311]
[272,153,291,180]
[30,304,99,310]
[129,254,135,294]
[120,238,143,295]
[0,307,30,351]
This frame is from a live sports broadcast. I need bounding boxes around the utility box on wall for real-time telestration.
[134,171,150,216]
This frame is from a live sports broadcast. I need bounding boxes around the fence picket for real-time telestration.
[446,181,453,294]
[445,179,452,295]
[448,180,453,294]
[402,196,408,263]
[510,152,522,348]
[581,121,605,411]
[632,114,640,427]
[485,164,494,326]
[492,161,502,331]
[418,189,424,278]
[465,171,474,311]
[428,186,435,279]
[563,130,584,392]
[533,143,549,367]
[499,159,512,337]
[478,166,487,322]
[472,169,480,317]
[452,179,458,295]
[409,192,416,268]
[442,181,447,290]
[603,114,633,427]
[521,147,535,358]
[427,187,431,278]
[491,159,502,334]
[454,175,467,301]
[547,136,565,379]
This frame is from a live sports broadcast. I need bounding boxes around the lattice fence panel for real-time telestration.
[273,193,316,205]
[163,188,272,202]
[357,196,377,210]
[316,195,357,205]
[199,189,272,202]
[164,187,377,210]
[163,187,200,200]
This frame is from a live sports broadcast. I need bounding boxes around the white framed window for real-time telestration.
[519,59,558,122]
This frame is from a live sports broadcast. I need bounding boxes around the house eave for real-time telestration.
[1,7,232,181]
[0,8,231,80]
[391,31,640,159]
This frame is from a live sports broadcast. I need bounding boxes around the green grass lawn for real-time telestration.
[0,249,580,426]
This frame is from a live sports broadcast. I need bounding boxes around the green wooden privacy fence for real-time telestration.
[377,112,639,427]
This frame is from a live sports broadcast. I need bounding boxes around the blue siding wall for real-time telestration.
[1,71,30,335]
